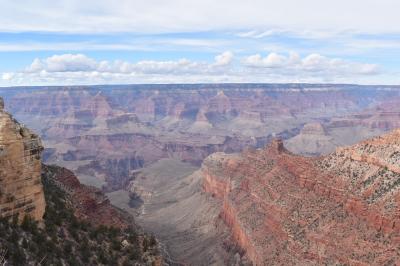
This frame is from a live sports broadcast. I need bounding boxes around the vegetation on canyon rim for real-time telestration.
[0,173,158,266]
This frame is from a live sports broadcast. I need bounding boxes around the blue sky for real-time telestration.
[1,0,400,85]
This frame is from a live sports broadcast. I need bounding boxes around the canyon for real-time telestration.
[0,95,133,227]
[1,84,398,191]
[0,96,162,265]
[2,84,400,264]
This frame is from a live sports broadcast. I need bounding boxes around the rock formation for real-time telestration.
[208,90,232,114]
[0,97,45,222]
[285,122,336,156]
[202,131,400,265]
[330,97,400,131]
[299,122,327,135]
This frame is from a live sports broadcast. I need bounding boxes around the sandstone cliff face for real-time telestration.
[0,97,45,221]
[202,133,400,265]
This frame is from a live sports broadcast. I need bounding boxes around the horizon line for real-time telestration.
[2,82,400,89]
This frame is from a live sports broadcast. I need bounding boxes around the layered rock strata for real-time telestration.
[0,97,45,221]
[2,85,398,191]
[203,132,400,265]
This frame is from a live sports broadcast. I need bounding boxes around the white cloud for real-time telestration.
[26,58,44,73]
[0,51,383,86]
[27,54,98,73]
[213,51,234,66]
[244,53,287,68]
[243,52,380,75]
[45,54,98,72]
[22,52,234,76]
[1,73,14,81]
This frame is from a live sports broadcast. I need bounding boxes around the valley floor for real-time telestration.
[107,159,241,265]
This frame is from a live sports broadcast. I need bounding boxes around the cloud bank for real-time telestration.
[0,52,381,86]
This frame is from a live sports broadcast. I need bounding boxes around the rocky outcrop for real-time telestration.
[202,131,400,265]
[238,110,262,123]
[168,102,186,118]
[285,122,336,156]
[0,97,45,221]
[207,90,232,114]
[81,92,116,118]
[299,122,327,135]
[134,98,156,121]
[328,97,400,132]
[195,108,210,123]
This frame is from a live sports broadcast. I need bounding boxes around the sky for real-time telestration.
[1,0,400,86]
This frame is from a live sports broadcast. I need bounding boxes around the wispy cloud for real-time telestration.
[0,37,230,52]
[0,42,152,52]
[1,0,400,34]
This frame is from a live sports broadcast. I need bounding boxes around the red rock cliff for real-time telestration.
[202,132,400,265]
